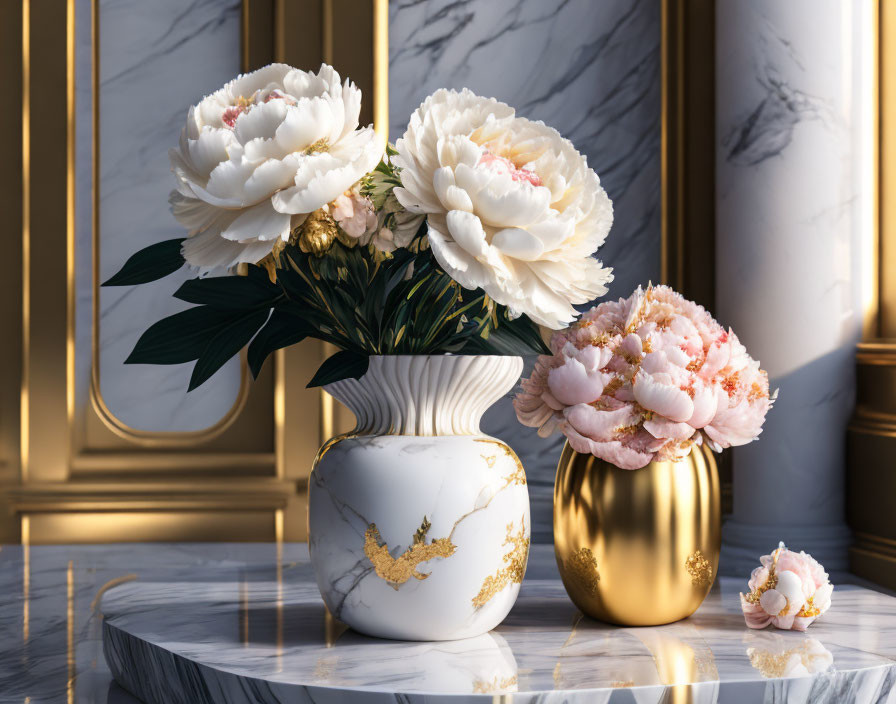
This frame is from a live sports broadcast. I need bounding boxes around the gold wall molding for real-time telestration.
[661,0,728,514]
[848,0,896,589]
[0,0,365,543]
[660,0,715,310]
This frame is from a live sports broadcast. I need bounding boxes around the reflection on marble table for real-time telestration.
[1,543,895,703]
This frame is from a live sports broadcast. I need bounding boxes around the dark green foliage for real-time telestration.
[188,309,272,391]
[306,350,369,388]
[173,267,281,308]
[102,238,185,286]
[247,310,314,378]
[125,306,241,366]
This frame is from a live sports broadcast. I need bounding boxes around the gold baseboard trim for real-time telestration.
[10,478,306,543]
[24,510,282,544]
[9,477,301,511]
[69,452,276,476]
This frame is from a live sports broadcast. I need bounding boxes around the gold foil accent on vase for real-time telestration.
[554,441,720,626]
[472,518,529,607]
[475,438,527,487]
[502,463,527,488]
[685,550,713,587]
[565,547,600,597]
[475,438,526,483]
[363,518,456,589]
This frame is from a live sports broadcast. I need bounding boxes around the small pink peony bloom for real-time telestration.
[740,542,833,631]
[331,189,378,240]
[513,284,774,469]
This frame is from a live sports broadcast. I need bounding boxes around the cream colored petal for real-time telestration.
[272,168,352,214]
[168,192,220,233]
[433,167,473,212]
[426,215,488,291]
[220,199,292,242]
[469,180,552,228]
[182,224,275,273]
[185,127,233,176]
[524,214,575,252]
[337,80,361,138]
[274,100,332,152]
[201,159,260,207]
[233,99,288,145]
[445,210,487,257]
[242,154,301,203]
[491,227,546,261]
[228,63,292,101]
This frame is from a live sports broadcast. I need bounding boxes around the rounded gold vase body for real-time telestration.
[554,442,720,626]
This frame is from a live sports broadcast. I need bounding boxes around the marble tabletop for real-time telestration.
[1,543,895,703]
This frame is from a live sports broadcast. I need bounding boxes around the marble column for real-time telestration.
[716,0,875,574]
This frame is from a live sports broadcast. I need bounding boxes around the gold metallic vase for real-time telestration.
[554,442,720,626]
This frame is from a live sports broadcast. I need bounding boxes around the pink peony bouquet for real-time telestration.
[740,543,833,631]
[513,284,774,469]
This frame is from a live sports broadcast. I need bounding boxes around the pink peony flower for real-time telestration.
[740,542,833,631]
[331,188,378,240]
[513,284,774,469]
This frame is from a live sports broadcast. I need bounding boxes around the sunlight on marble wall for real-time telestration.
[79,0,243,432]
[716,0,874,574]
[389,0,661,541]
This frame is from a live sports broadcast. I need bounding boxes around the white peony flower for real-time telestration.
[393,88,614,329]
[169,63,385,272]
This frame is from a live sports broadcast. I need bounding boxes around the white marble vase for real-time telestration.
[308,355,530,641]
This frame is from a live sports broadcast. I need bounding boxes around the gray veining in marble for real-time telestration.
[81,0,243,432]
[716,0,874,575]
[389,0,661,543]
[2,543,895,703]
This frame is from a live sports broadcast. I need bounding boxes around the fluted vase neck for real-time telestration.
[324,355,523,436]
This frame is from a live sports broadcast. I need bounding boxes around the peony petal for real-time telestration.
[632,370,694,422]
[182,226,275,272]
[492,228,546,261]
[426,215,489,290]
[564,403,640,442]
[547,358,605,406]
[220,199,292,242]
[445,210,487,257]
[759,589,787,616]
[643,417,695,442]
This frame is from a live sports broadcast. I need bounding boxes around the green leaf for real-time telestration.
[461,310,551,356]
[306,350,369,388]
[189,309,271,391]
[247,310,314,378]
[102,239,185,286]
[174,269,280,308]
[125,306,236,365]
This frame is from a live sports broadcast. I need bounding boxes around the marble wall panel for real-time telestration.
[81,0,243,432]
